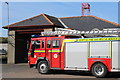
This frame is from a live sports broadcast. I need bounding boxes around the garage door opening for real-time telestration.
[15,34,31,64]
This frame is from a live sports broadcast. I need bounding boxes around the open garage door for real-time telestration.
[15,34,31,63]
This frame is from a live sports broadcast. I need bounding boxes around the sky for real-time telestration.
[1,2,119,37]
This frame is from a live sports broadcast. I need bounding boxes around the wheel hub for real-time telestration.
[94,64,104,75]
[40,64,46,72]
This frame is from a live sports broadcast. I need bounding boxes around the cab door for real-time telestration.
[29,39,45,64]
[45,38,52,68]
[29,39,41,64]
[29,40,36,64]
[51,38,61,68]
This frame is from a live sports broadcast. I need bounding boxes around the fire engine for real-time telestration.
[28,28,120,78]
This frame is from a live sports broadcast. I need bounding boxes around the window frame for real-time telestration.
[42,40,45,49]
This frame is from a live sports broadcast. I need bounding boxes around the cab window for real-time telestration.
[52,40,60,48]
[35,40,40,49]
[47,40,51,48]
[31,40,35,49]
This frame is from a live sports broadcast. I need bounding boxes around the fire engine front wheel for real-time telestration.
[37,61,50,74]
[91,63,108,78]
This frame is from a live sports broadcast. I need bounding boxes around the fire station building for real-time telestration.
[3,13,120,64]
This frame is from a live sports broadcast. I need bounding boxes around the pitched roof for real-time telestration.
[59,15,120,31]
[44,14,64,27]
[3,14,120,31]
[3,14,64,28]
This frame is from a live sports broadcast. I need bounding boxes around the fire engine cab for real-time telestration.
[28,28,120,78]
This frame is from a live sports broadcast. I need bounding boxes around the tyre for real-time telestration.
[91,63,108,78]
[37,61,50,74]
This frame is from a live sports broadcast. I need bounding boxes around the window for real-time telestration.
[42,40,44,48]
[31,40,35,49]
[52,40,60,48]
[32,40,35,45]
[47,40,51,48]
[56,40,60,47]
[35,40,40,49]
[31,40,35,57]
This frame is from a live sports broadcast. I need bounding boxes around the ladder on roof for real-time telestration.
[41,28,120,37]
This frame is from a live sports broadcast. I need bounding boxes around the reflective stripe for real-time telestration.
[48,50,61,52]
[64,37,120,42]
[61,39,76,52]
[28,50,45,55]
[28,53,31,55]
[34,50,45,52]
[61,37,120,52]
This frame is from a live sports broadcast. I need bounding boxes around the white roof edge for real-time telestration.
[58,18,68,28]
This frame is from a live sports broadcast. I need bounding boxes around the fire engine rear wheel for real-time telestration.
[37,61,50,74]
[91,63,108,78]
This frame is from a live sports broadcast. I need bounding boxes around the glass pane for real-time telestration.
[31,40,35,57]
[35,40,40,49]
[52,40,56,48]
[31,40,35,49]
[56,40,60,48]
[52,40,60,48]
[47,40,51,48]
[32,40,35,45]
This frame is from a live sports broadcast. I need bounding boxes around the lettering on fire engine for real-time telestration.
[75,37,120,42]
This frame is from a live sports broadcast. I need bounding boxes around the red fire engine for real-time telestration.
[28,29,120,78]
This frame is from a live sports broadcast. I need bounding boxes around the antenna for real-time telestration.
[5,2,10,36]
[82,3,90,16]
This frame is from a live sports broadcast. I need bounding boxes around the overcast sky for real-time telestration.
[1,2,119,37]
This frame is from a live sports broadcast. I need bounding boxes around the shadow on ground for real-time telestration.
[46,70,120,78]
[1,61,120,78]
[106,72,120,78]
